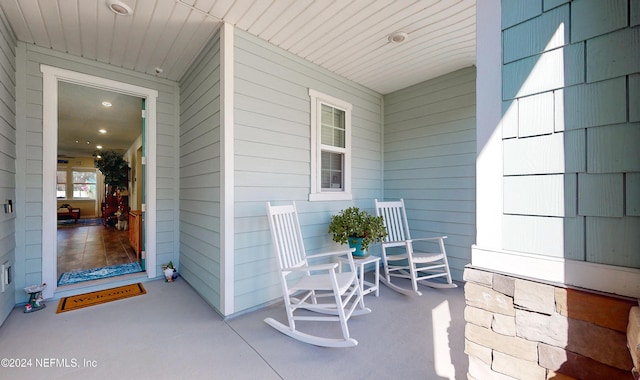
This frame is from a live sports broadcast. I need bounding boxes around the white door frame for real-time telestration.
[40,65,158,299]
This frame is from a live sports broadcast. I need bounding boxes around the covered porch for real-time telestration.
[0,276,468,379]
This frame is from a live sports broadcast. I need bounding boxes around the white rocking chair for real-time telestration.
[264,202,371,347]
[374,199,457,296]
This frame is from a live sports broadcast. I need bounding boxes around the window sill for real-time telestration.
[309,192,353,202]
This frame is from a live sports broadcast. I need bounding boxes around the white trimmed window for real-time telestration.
[309,89,352,201]
[56,169,67,198]
[72,169,97,199]
[56,167,98,200]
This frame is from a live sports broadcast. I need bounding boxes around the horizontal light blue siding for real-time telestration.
[179,32,221,310]
[15,43,180,303]
[382,67,476,281]
[233,29,383,313]
[0,11,15,325]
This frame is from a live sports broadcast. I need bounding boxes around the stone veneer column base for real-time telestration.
[463,266,638,380]
[629,306,640,379]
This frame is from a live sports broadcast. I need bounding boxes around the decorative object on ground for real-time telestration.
[24,283,47,313]
[162,261,177,282]
[328,206,387,257]
[56,283,146,313]
[57,262,142,286]
[114,206,128,230]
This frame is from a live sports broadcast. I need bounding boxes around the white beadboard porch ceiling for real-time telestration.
[0,0,476,95]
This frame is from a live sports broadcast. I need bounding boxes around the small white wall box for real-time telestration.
[1,262,10,292]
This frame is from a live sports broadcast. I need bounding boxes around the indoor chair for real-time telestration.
[374,198,457,296]
[265,202,371,347]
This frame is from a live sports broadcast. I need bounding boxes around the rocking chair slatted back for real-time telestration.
[267,203,306,271]
[376,199,410,247]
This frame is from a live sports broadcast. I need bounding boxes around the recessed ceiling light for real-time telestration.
[102,101,112,107]
[106,0,133,16]
[96,145,103,149]
[99,129,107,134]
[388,32,408,44]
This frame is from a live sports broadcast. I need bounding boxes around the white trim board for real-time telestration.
[220,22,235,315]
[472,246,640,298]
[40,65,158,300]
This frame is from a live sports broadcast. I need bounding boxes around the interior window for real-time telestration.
[56,169,67,199]
[72,169,97,199]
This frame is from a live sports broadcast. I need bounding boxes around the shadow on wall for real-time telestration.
[473,1,640,378]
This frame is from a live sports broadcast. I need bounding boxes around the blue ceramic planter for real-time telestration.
[348,237,369,258]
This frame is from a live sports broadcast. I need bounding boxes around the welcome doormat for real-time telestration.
[56,283,146,313]
[58,262,142,286]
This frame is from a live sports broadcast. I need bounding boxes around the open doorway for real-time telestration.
[56,82,143,285]
[41,66,158,299]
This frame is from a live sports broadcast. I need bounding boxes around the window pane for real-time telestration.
[321,125,333,145]
[321,151,343,189]
[321,104,333,124]
[72,170,97,199]
[73,184,96,199]
[56,170,66,183]
[72,171,96,183]
[333,128,344,147]
[334,110,344,129]
[56,185,66,198]
[320,104,345,148]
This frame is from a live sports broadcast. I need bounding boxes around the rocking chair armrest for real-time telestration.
[307,248,356,260]
[382,236,446,248]
[382,239,413,247]
[289,262,339,272]
[411,236,447,242]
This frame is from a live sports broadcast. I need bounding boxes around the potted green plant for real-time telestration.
[328,206,387,257]
[93,150,129,191]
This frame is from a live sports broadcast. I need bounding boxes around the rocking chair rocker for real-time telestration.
[265,202,371,347]
[375,199,457,296]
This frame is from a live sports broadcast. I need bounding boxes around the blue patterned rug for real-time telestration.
[57,218,103,228]
[58,262,142,286]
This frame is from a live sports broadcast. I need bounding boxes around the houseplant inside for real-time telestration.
[94,150,129,226]
[328,206,387,257]
[93,149,129,192]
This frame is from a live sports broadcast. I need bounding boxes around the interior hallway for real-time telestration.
[0,276,468,380]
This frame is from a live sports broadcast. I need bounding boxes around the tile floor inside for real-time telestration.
[56,221,139,275]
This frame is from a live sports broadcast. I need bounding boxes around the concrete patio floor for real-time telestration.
[0,274,468,379]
